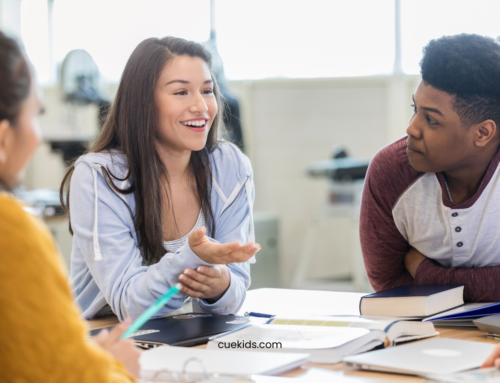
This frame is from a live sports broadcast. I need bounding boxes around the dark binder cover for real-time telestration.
[427,303,500,322]
[89,312,250,348]
[359,285,465,313]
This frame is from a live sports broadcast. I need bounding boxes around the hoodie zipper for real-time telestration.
[219,176,249,217]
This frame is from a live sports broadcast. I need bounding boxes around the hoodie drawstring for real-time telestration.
[245,179,255,243]
[245,178,257,264]
[92,168,103,261]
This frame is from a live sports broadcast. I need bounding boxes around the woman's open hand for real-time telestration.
[188,227,260,264]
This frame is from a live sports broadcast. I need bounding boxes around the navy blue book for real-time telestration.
[359,285,465,317]
[425,303,500,323]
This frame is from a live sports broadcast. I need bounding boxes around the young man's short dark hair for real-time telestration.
[420,34,500,130]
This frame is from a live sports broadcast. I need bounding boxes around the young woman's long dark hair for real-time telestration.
[60,36,224,265]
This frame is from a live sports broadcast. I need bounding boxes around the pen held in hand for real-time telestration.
[244,311,275,318]
[120,283,182,339]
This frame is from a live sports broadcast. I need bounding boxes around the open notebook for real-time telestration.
[207,324,385,363]
[267,315,438,344]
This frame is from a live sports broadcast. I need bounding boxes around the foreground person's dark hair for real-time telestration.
[0,31,30,125]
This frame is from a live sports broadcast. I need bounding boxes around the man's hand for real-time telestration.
[188,227,260,264]
[482,343,500,368]
[93,318,142,378]
[404,247,427,279]
[179,265,230,302]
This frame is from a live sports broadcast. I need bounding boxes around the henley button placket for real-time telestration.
[450,210,467,266]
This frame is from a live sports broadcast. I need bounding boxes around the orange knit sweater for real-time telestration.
[0,193,135,383]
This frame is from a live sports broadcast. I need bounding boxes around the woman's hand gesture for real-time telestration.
[188,227,260,264]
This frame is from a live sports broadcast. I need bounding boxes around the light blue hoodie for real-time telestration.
[68,143,255,321]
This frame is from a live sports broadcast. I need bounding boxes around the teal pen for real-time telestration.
[120,283,182,339]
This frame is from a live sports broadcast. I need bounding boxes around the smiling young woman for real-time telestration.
[60,36,260,321]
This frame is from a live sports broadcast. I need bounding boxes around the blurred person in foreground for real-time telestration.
[0,31,141,382]
[483,343,500,369]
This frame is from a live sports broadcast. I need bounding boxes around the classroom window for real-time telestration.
[20,0,51,84]
[21,0,210,84]
[400,0,500,74]
[216,0,395,80]
[23,0,500,82]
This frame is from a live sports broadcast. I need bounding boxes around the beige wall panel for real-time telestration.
[248,82,388,285]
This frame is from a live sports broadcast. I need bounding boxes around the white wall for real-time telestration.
[230,75,420,286]
[24,86,100,190]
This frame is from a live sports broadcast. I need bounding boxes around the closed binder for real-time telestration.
[89,312,251,348]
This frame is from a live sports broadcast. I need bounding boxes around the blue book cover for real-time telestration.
[425,303,500,321]
[362,285,465,299]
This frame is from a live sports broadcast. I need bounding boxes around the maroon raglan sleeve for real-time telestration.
[415,259,500,302]
[362,138,500,301]
[360,138,421,291]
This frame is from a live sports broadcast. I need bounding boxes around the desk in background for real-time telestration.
[88,288,500,382]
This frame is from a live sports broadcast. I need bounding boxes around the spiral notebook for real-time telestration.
[139,346,309,381]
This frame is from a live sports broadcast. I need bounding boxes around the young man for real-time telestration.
[360,34,500,302]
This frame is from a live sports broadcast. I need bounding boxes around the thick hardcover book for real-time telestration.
[89,312,251,348]
[359,285,465,317]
